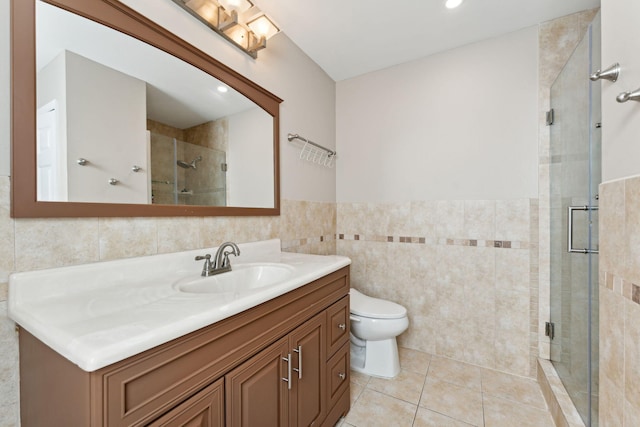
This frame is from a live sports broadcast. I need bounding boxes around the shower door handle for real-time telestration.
[567,205,599,254]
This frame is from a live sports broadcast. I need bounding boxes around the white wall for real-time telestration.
[227,107,274,207]
[118,0,337,203]
[336,26,539,203]
[64,51,148,203]
[601,0,640,181]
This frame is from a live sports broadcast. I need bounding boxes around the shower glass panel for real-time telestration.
[549,15,600,427]
[150,132,227,206]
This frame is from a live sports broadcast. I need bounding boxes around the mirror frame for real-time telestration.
[10,0,282,218]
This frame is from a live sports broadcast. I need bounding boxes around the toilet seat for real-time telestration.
[350,288,407,319]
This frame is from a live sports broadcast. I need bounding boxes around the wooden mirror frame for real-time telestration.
[10,0,282,218]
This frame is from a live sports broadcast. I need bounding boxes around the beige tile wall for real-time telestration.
[336,199,538,378]
[599,176,640,426]
[0,175,336,426]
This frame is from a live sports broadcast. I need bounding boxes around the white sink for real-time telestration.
[9,239,351,371]
[175,263,295,294]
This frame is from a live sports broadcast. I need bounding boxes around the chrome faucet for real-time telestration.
[195,242,241,277]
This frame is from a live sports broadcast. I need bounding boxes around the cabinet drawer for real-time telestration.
[326,343,349,410]
[147,378,224,427]
[326,296,349,358]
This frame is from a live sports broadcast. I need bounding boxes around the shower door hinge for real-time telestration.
[546,109,555,126]
[545,321,555,340]
[221,162,228,172]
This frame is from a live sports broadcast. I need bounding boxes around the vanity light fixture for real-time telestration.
[218,0,253,13]
[445,0,464,9]
[173,0,280,58]
[247,14,280,40]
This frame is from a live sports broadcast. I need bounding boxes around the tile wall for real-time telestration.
[598,176,640,426]
[0,174,336,426]
[336,199,539,378]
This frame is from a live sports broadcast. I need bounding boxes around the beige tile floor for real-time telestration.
[337,347,555,427]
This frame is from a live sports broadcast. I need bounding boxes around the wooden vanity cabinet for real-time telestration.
[19,266,350,427]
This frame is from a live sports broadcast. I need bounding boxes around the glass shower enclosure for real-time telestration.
[150,132,227,206]
[549,15,600,427]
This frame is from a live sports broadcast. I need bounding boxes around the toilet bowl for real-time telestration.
[349,288,409,378]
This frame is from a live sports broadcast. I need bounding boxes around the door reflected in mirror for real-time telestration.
[35,0,275,209]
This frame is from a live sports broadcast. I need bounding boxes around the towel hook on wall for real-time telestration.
[590,62,620,82]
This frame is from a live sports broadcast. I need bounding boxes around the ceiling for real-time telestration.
[252,0,600,81]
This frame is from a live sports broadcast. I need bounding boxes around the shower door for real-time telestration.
[549,15,600,427]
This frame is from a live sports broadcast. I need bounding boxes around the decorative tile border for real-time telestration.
[336,233,529,249]
[285,233,531,251]
[602,271,640,305]
[281,234,336,250]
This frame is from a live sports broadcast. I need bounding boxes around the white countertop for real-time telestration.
[8,239,350,372]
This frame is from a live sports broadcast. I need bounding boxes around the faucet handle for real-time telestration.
[195,254,213,277]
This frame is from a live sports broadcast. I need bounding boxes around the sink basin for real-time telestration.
[175,263,295,294]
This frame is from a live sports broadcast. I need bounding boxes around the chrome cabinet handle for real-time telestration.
[77,158,89,166]
[338,372,346,380]
[337,323,346,331]
[567,205,599,254]
[282,353,292,390]
[108,178,119,185]
[293,345,302,379]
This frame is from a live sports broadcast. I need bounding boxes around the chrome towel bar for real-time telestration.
[288,133,336,168]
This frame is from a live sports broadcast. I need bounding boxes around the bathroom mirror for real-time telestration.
[11,0,282,218]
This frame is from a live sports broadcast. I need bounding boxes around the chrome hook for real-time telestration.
[616,88,640,103]
[590,62,620,82]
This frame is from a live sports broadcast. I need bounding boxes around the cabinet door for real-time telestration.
[289,313,327,427]
[147,378,225,427]
[326,297,349,358]
[226,337,290,427]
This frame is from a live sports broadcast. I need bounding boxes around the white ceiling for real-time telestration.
[252,0,600,81]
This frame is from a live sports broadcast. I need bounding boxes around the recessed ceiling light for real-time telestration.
[445,0,464,9]
[217,85,229,93]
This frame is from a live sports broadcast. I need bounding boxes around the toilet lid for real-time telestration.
[349,288,407,319]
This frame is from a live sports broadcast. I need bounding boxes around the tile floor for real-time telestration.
[337,347,555,427]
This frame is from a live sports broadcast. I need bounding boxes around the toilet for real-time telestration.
[349,288,409,378]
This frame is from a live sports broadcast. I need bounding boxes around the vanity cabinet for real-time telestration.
[18,266,350,427]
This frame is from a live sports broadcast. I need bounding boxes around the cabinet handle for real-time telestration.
[337,323,346,330]
[293,345,302,379]
[338,372,346,380]
[282,354,292,390]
